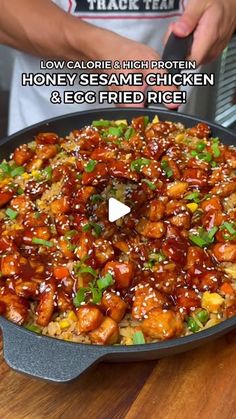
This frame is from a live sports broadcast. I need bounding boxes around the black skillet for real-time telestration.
[0,107,236,383]
[0,35,235,383]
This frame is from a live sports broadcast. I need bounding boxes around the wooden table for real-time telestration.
[0,330,235,419]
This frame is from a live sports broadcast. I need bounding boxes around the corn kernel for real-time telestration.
[68,311,77,322]
[115,119,128,126]
[176,133,185,141]
[186,203,199,212]
[59,319,70,329]
[223,264,236,279]
[152,115,159,124]
[32,170,40,177]
[202,291,224,313]
[22,173,30,179]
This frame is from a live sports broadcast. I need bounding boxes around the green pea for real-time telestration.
[187,317,200,333]
[195,309,209,325]
[196,142,206,152]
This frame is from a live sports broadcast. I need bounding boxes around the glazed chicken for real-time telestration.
[0,115,235,345]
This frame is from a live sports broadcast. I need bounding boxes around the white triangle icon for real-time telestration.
[108,198,131,222]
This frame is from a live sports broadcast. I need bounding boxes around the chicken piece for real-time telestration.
[224,148,236,169]
[89,316,119,344]
[165,200,187,216]
[26,157,43,172]
[141,161,160,180]
[94,239,114,266]
[113,240,129,253]
[212,243,236,262]
[77,304,104,333]
[14,280,39,298]
[104,261,135,289]
[82,163,108,186]
[57,289,73,312]
[25,180,48,201]
[109,160,138,181]
[186,246,213,276]
[90,147,117,161]
[23,226,51,245]
[23,212,48,228]
[35,144,57,160]
[58,237,75,260]
[167,181,188,199]
[0,291,29,324]
[0,237,17,254]
[201,210,225,230]
[73,186,95,207]
[0,188,14,208]
[200,196,222,212]
[176,287,201,313]
[11,195,33,214]
[147,200,165,221]
[50,196,70,215]
[162,237,188,266]
[161,156,181,179]
[54,214,71,235]
[132,285,167,320]
[13,145,34,166]
[141,308,184,340]
[211,181,236,198]
[75,232,93,261]
[183,168,207,188]
[101,292,127,322]
[188,123,211,139]
[169,212,191,229]
[136,219,166,239]
[1,253,21,276]
[36,279,56,327]
[36,132,59,145]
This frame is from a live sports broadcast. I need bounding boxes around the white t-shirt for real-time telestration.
[9,0,187,134]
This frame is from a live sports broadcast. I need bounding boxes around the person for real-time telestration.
[0,0,235,134]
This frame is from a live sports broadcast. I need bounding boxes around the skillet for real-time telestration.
[0,107,236,382]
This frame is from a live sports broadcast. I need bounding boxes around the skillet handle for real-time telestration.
[162,32,194,76]
[0,318,103,382]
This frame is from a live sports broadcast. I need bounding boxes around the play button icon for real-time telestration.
[108,198,131,222]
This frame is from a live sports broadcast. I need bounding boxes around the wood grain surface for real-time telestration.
[0,330,236,419]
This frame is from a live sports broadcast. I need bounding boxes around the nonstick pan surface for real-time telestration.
[0,108,235,382]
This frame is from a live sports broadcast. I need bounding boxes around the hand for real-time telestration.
[89,29,179,109]
[169,0,236,64]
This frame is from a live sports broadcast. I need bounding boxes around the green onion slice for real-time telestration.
[107,127,123,137]
[90,194,104,204]
[79,266,97,277]
[185,191,200,203]
[130,158,150,172]
[83,222,102,237]
[11,166,25,177]
[85,160,97,173]
[73,288,88,307]
[161,160,173,178]
[133,331,146,344]
[25,324,42,334]
[32,237,54,247]
[124,127,135,140]
[92,120,111,127]
[5,208,18,220]
[97,273,114,291]
[142,179,156,190]
[189,226,218,248]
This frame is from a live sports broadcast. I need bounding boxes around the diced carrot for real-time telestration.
[54,266,70,280]
[220,282,234,296]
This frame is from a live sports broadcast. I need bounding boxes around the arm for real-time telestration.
[0,0,106,60]
[0,0,178,108]
[171,0,236,64]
